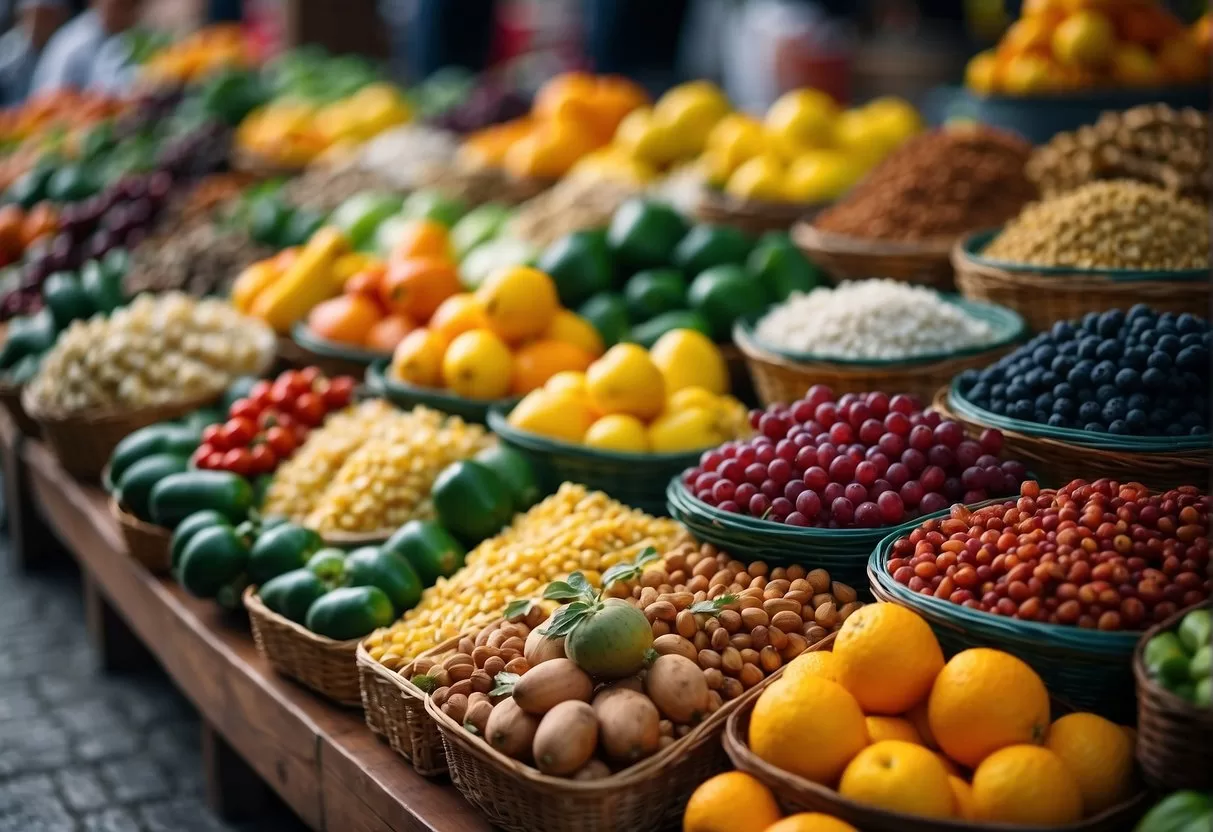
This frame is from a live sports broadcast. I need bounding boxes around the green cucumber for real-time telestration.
[116,454,189,521]
[149,471,255,528]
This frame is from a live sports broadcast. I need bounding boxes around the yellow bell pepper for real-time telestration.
[249,227,350,333]
[229,259,282,314]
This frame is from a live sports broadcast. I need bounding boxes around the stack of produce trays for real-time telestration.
[943,306,1211,489]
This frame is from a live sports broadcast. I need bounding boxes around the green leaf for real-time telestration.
[490,671,520,697]
[636,547,660,567]
[567,572,593,596]
[601,546,663,589]
[643,647,658,666]
[541,601,591,638]
[689,595,739,615]
[543,580,580,601]
[503,598,535,620]
[411,674,438,694]
[463,721,480,735]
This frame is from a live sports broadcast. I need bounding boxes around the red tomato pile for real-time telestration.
[191,367,356,476]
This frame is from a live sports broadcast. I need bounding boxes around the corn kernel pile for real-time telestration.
[262,401,491,534]
[366,483,688,669]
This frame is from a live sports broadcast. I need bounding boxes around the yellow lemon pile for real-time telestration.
[506,329,748,454]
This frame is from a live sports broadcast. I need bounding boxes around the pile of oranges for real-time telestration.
[0,203,58,269]
[967,0,1210,95]
[687,603,1137,831]
[139,25,249,86]
[458,72,649,180]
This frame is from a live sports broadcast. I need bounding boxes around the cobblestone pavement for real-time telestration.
[0,530,306,832]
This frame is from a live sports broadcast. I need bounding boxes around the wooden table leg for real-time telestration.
[201,722,274,822]
[83,573,156,673]
[2,430,62,571]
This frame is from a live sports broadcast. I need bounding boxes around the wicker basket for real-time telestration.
[935,385,1211,492]
[734,299,1025,406]
[694,187,824,235]
[365,360,518,425]
[488,407,700,517]
[289,323,389,379]
[243,587,361,706]
[952,230,1211,333]
[22,388,221,481]
[109,499,172,574]
[0,381,40,437]
[1133,601,1213,791]
[792,222,957,290]
[868,526,1141,722]
[723,695,1149,832]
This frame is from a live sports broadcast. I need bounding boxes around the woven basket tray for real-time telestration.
[694,187,824,235]
[722,693,1148,832]
[934,386,1211,492]
[792,222,957,290]
[244,587,361,707]
[109,499,172,574]
[289,323,390,379]
[365,360,518,425]
[1133,600,1213,791]
[868,524,1142,722]
[952,230,1212,334]
[428,635,832,832]
[0,381,40,438]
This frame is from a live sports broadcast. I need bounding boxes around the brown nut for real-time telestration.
[807,568,831,594]
[659,719,674,737]
[675,610,697,639]
[759,646,783,673]
[781,633,809,660]
[751,625,769,651]
[838,601,864,623]
[739,648,760,666]
[812,593,835,609]
[482,655,506,678]
[814,602,838,628]
[784,590,810,606]
[651,620,671,638]
[671,592,694,610]
[703,667,724,690]
[412,657,436,674]
[767,626,788,652]
[500,636,525,653]
[653,633,698,662]
[741,607,770,629]
[486,630,508,649]
[711,627,730,651]
[832,581,858,604]
[431,687,451,708]
[441,693,468,723]
[498,648,522,663]
[443,653,474,670]
[804,624,829,643]
[449,678,473,698]
[469,670,493,694]
[770,610,804,633]
[698,649,722,670]
[707,690,723,713]
[458,636,475,655]
[764,579,791,597]
[730,633,753,650]
[721,677,744,700]
[471,646,497,667]
[638,586,659,608]
[721,647,743,675]
[503,656,530,675]
[717,609,742,633]
[646,601,678,623]
[739,663,765,689]
[447,663,475,683]
[428,668,451,688]
[474,627,492,647]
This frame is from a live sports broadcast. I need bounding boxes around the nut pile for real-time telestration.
[365,483,686,669]
[754,279,1000,360]
[507,175,640,248]
[28,293,273,414]
[1028,105,1210,200]
[356,124,460,191]
[813,126,1036,241]
[124,222,274,297]
[885,479,1210,630]
[262,401,491,534]
[280,160,400,215]
[983,180,1210,270]
[610,542,860,699]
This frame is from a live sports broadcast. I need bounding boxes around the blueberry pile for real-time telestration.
[957,306,1209,438]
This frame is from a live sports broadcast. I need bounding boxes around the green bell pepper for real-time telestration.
[248,522,323,586]
[746,232,821,302]
[673,224,752,276]
[305,586,395,640]
[178,525,250,599]
[260,568,327,624]
[344,547,423,616]
[43,271,95,330]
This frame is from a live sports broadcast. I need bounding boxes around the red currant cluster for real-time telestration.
[887,480,1210,630]
[680,385,1028,529]
[192,368,356,476]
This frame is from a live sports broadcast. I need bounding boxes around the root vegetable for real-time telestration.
[645,654,710,724]
[485,698,539,760]
[594,689,661,764]
[512,658,593,715]
[533,701,598,776]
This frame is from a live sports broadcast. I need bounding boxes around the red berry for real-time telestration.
[794,446,817,470]
[884,411,911,436]
[885,462,911,488]
[889,394,916,415]
[775,439,797,461]
[784,480,807,502]
[768,458,793,484]
[858,418,884,445]
[755,444,776,464]
[700,450,724,471]
[855,501,882,527]
[815,403,838,427]
[831,497,855,525]
[760,480,782,499]
[712,480,736,502]
[759,412,790,440]
[790,400,816,423]
[921,465,946,492]
[745,463,768,485]
[934,421,964,448]
[979,428,1003,454]
[848,403,871,429]
[865,391,890,418]
[785,512,809,527]
[823,482,846,505]
[735,483,758,505]
[901,448,927,473]
[718,500,740,513]
[719,459,744,483]
[695,472,721,492]
[770,497,793,520]
[816,443,838,468]
[806,384,834,406]
[900,480,924,506]
[844,483,868,504]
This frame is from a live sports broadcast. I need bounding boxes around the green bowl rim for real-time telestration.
[964,83,1212,104]
[961,229,1211,282]
[487,406,707,464]
[291,323,393,364]
[738,294,1027,368]
[364,360,521,411]
[949,377,1211,453]
[868,517,1143,649]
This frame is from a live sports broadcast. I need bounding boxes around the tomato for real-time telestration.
[324,376,355,408]
[293,424,310,445]
[256,408,280,430]
[201,424,228,451]
[250,444,277,474]
[264,425,296,457]
[191,443,214,467]
[292,392,327,426]
[268,383,294,409]
[273,411,298,432]
[221,448,253,477]
[249,379,273,408]
[279,370,311,397]
[228,397,261,422]
[298,366,323,386]
[222,418,256,447]
[202,451,225,470]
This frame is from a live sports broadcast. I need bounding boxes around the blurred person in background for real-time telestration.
[0,0,70,104]
[30,0,144,95]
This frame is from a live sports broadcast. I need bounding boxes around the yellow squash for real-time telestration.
[249,227,350,333]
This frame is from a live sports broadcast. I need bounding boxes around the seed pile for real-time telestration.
[813,126,1036,241]
[124,222,273,297]
[280,160,393,214]
[1028,105,1210,200]
[983,180,1210,270]
[508,175,640,248]
[755,279,999,360]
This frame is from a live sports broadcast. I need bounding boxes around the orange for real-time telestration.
[964,51,1001,94]
[865,716,923,745]
[782,650,838,685]
[1045,713,1135,814]
[936,752,964,777]
[459,118,534,168]
[1001,53,1059,94]
[765,815,858,832]
[503,119,597,179]
[510,340,595,395]
[380,257,461,322]
[476,266,559,344]
[1112,44,1163,86]
[970,745,1083,825]
[1000,18,1053,57]
[344,265,388,306]
[749,675,867,786]
[390,328,447,387]
[442,330,513,399]
[1157,36,1209,82]
[1052,10,1116,68]
[949,775,975,819]
[543,310,604,357]
[365,314,416,353]
[390,219,452,262]
[533,72,598,124]
[928,648,1050,769]
[832,603,943,715]
[306,294,382,346]
[1114,4,1183,48]
[838,740,955,819]
[430,293,489,342]
[1193,13,1211,54]
[906,700,937,750]
[682,771,781,832]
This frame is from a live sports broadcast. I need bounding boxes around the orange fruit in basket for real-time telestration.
[928,648,1050,769]
[390,327,447,387]
[783,650,838,686]
[307,294,382,346]
[390,219,452,262]
[1157,35,1209,82]
[833,603,943,715]
[949,775,975,820]
[1052,10,1116,68]
[682,771,782,832]
[750,674,868,786]
[365,314,416,353]
[1114,3,1183,48]
[510,339,595,396]
[1000,18,1054,57]
[1112,44,1164,86]
[838,740,956,819]
[381,257,461,322]
[476,265,559,344]
[504,119,598,180]
[1045,713,1134,814]
[344,265,388,305]
[865,716,923,745]
[970,745,1083,825]
[543,310,604,358]
[765,815,858,832]
[430,293,488,342]
[906,700,938,749]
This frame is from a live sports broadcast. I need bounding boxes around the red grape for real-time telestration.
[979,428,1003,454]
[919,492,949,514]
[855,461,878,486]
[885,463,910,488]
[795,489,822,518]
[866,391,890,417]
[748,494,770,516]
[815,403,838,427]
[806,385,834,406]
[756,444,776,464]
[900,480,924,507]
[859,418,884,445]
[844,483,868,504]
[719,459,744,483]
[745,463,768,485]
[712,480,736,502]
[794,446,817,470]
[848,403,872,429]
[803,466,829,490]
[878,432,905,457]
[770,497,793,519]
[700,450,723,471]
[829,455,856,482]
[823,482,846,505]
[829,422,855,445]
[791,400,816,423]
[735,482,758,505]
[784,480,807,502]
[934,420,964,448]
[909,425,934,451]
[921,465,946,492]
[831,497,855,525]
[901,448,927,473]
[775,439,797,460]
[855,501,882,527]
[884,411,911,436]
[889,394,915,415]
[785,512,809,527]
[877,491,904,523]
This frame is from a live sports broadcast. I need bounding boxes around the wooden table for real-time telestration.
[0,410,489,832]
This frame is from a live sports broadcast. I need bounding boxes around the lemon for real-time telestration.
[725,155,786,203]
[586,343,666,420]
[441,330,513,399]
[832,110,888,168]
[863,96,922,150]
[965,50,1000,94]
[649,329,728,394]
[1052,10,1116,69]
[667,385,721,413]
[1112,43,1163,86]
[652,80,731,157]
[543,310,605,357]
[545,370,588,398]
[568,148,657,185]
[764,88,839,158]
[785,150,866,203]
[647,406,727,453]
[613,108,679,167]
[585,414,650,452]
[508,388,596,444]
[476,265,559,344]
[390,328,447,387]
